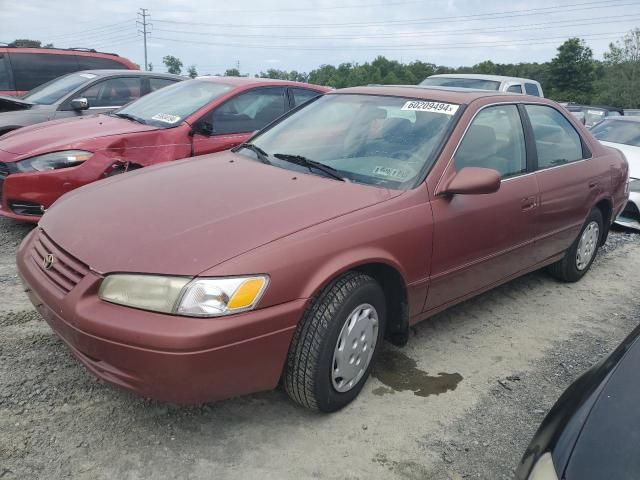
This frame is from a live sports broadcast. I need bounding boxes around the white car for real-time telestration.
[591,116,640,229]
[420,74,544,97]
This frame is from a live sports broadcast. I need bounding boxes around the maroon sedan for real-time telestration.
[17,87,628,412]
[0,76,328,221]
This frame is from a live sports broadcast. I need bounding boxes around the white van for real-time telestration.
[420,74,544,97]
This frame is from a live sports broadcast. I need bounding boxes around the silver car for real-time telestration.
[0,70,183,136]
[420,74,544,97]
[591,116,640,229]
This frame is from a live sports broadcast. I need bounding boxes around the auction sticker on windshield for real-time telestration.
[401,101,459,115]
[151,113,181,124]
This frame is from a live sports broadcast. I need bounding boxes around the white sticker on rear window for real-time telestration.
[151,113,181,124]
[401,101,459,115]
[79,73,97,79]
[373,166,411,180]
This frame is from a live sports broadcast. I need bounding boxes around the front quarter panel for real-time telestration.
[205,185,433,323]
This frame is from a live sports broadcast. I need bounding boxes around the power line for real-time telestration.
[151,30,628,51]
[152,0,633,29]
[53,26,137,45]
[151,13,640,40]
[47,20,133,40]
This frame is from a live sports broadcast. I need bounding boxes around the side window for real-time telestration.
[524,83,541,96]
[291,88,321,107]
[9,53,79,91]
[454,105,527,179]
[75,56,128,70]
[79,77,141,107]
[507,84,523,94]
[525,104,585,169]
[149,78,177,92]
[0,54,11,90]
[210,87,286,135]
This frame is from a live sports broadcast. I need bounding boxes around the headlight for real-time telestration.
[629,178,640,193]
[15,150,93,172]
[98,274,269,317]
[528,453,558,480]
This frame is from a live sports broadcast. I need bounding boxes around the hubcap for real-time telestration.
[576,221,599,271]
[331,303,379,393]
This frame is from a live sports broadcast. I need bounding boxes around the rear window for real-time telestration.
[524,83,541,96]
[9,53,79,91]
[420,77,501,91]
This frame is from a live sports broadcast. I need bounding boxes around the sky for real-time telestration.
[0,0,638,76]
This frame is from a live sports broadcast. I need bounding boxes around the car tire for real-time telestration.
[548,208,603,282]
[284,271,386,412]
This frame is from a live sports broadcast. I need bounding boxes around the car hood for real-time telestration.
[0,94,34,113]
[41,151,401,276]
[0,114,158,156]
[563,330,640,480]
[601,141,640,179]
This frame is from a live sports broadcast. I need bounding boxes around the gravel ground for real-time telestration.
[1,217,639,480]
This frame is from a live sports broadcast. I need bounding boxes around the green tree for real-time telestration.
[148,62,154,72]
[187,65,198,78]
[163,55,183,75]
[224,68,241,77]
[548,38,596,102]
[594,29,640,108]
[11,39,42,47]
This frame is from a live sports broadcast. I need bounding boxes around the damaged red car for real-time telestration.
[0,76,328,221]
[18,87,628,412]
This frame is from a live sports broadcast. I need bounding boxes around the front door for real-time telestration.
[425,104,539,312]
[191,87,287,156]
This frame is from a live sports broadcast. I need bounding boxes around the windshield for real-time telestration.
[245,94,459,189]
[420,77,501,91]
[22,72,97,105]
[591,119,640,147]
[115,79,232,128]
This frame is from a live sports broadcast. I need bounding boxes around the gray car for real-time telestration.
[0,70,183,136]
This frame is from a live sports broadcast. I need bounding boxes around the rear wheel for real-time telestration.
[284,272,386,412]
[548,208,603,282]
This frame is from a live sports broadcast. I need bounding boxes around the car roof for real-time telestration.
[194,75,328,90]
[74,70,183,80]
[329,84,546,104]
[427,73,540,84]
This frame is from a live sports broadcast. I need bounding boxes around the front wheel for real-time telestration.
[284,272,386,412]
[548,208,603,282]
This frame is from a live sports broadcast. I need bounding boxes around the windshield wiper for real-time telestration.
[113,112,147,125]
[233,143,271,164]
[273,153,345,182]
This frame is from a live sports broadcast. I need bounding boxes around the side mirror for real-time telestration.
[70,97,89,111]
[442,167,501,195]
[192,120,214,136]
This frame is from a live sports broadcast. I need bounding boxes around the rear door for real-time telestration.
[523,103,606,263]
[425,103,539,312]
[191,86,287,156]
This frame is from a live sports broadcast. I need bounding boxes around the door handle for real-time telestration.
[521,196,537,211]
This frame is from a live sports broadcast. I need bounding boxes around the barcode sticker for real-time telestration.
[401,101,459,115]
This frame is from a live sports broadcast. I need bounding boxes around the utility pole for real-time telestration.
[237,60,240,74]
[137,8,151,71]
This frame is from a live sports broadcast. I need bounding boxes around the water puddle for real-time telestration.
[371,349,462,397]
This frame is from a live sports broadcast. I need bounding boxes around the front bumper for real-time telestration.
[615,191,640,230]
[17,228,304,404]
